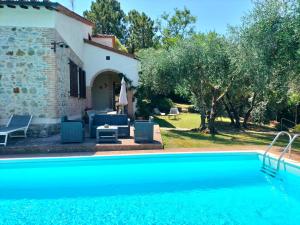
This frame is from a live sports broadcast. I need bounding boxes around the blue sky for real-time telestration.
[57,0,253,34]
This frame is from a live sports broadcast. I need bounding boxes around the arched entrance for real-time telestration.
[91,71,122,112]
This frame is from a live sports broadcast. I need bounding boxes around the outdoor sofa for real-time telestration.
[0,115,32,147]
[134,120,155,143]
[89,114,130,138]
[61,116,85,143]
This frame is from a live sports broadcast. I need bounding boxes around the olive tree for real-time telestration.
[139,33,234,134]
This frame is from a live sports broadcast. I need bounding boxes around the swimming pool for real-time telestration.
[0,152,299,225]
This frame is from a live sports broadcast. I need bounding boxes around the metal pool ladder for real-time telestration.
[261,131,292,177]
[275,134,300,170]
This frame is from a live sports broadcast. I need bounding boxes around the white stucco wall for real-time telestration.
[83,44,140,87]
[0,5,138,87]
[0,6,55,27]
[54,13,92,60]
[0,5,92,60]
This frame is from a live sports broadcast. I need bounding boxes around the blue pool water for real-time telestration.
[0,152,300,225]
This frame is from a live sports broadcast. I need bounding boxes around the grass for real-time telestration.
[154,113,201,129]
[174,103,192,112]
[154,112,300,151]
[154,113,270,131]
[162,130,300,150]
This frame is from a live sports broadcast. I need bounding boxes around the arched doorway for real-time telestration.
[91,71,122,112]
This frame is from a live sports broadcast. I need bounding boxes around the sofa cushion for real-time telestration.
[93,115,128,126]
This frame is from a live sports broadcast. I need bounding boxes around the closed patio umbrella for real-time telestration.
[119,77,128,114]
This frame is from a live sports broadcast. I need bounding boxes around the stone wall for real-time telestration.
[0,26,86,137]
[54,31,86,119]
[0,26,57,136]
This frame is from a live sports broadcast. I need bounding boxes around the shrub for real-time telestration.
[293,124,300,133]
[135,85,174,117]
[135,98,152,118]
[188,105,199,113]
[135,97,174,117]
[155,98,174,113]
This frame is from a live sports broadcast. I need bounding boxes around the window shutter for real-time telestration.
[69,60,78,97]
[79,69,86,98]
[82,70,86,98]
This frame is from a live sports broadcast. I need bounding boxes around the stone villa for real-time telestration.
[0,1,139,136]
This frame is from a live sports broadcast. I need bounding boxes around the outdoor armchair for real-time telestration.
[61,116,85,143]
[134,120,155,143]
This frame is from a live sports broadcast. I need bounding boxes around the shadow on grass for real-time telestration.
[163,130,238,145]
[163,129,300,150]
[153,116,176,128]
[210,120,275,133]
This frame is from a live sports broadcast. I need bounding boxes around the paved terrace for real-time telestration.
[1,142,300,164]
[0,125,163,154]
[1,124,300,164]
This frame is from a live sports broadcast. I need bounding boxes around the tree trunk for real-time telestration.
[200,111,206,131]
[232,109,241,129]
[225,94,241,128]
[243,109,252,128]
[222,99,235,126]
[193,82,207,131]
[208,93,218,134]
[243,93,257,128]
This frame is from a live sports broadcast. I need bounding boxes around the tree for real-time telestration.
[83,0,126,41]
[126,10,157,53]
[157,7,197,47]
[138,0,300,132]
[190,34,233,133]
[139,33,233,134]
[228,0,300,127]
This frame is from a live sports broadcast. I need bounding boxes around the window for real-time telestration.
[69,60,78,97]
[79,68,86,99]
[106,56,110,60]
[69,60,86,98]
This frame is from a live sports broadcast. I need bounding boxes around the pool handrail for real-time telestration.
[262,131,292,167]
[276,134,300,170]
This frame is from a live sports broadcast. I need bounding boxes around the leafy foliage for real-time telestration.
[139,33,233,133]
[226,0,300,126]
[293,124,300,133]
[157,7,197,47]
[83,0,300,128]
[126,10,157,53]
[84,0,127,41]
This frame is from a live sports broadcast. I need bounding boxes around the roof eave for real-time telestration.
[84,39,138,60]
[0,1,95,27]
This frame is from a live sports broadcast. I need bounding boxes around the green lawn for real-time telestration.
[154,113,300,151]
[154,113,231,129]
[162,130,300,150]
[154,113,201,129]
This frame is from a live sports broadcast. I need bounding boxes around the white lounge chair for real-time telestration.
[0,115,32,146]
[168,107,180,119]
[154,108,166,116]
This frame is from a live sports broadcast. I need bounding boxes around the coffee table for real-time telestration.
[96,126,118,143]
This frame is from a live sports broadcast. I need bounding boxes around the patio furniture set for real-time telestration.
[0,114,155,146]
[60,114,155,144]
